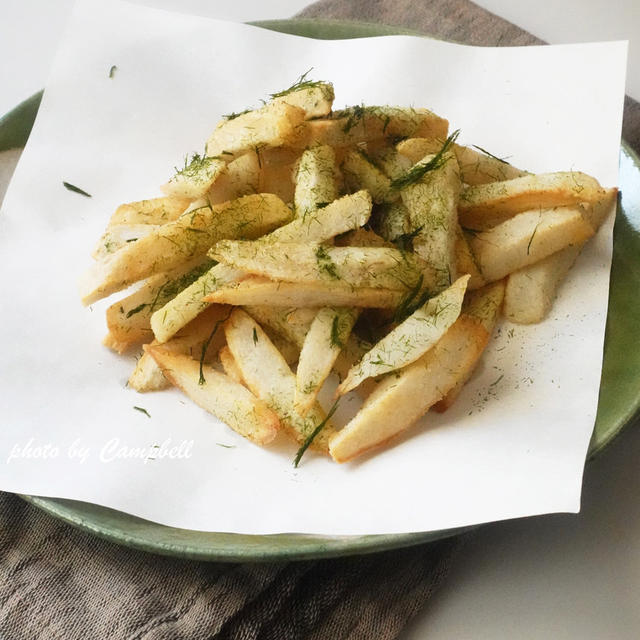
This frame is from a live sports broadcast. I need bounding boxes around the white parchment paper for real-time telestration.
[0,0,627,534]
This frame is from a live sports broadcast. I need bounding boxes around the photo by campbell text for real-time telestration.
[6,438,194,465]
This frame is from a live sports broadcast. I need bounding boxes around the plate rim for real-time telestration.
[2,17,639,561]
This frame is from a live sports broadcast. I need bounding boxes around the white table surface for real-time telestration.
[1,2,639,639]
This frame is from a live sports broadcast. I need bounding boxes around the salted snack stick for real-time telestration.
[128,304,230,392]
[459,171,605,230]
[467,206,595,283]
[329,314,489,463]
[209,242,425,291]
[80,193,291,305]
[433,280,505,412]
[224,308,336,452]
[397,134,462,289]
[147,345,280,446]
[205,278,406,309]
[295,307,359,416]
[150,191,372,343]
[397,137,529,185]
[294,145,339,219]
[336,275,469,396]
[107,196,191,226]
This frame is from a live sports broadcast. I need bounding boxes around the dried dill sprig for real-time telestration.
[293,401,340,468]
[199,309,233,385]
[340,103,366,133]
[315,245,339,279]
[63,181,92,197]
[472,144,509,165]
[174,153,216,179]
[392,226,423,252]
[390,129,460,190]
[330,315,343,348]
[526,212,543,255]
[125,303,147,319]
[270,68,329,98]
[133,406,151,418]
[222,109,252,121]
[393,274,431,324]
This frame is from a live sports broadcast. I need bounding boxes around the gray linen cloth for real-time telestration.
[1,1,636,638]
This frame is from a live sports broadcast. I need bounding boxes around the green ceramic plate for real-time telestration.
[2,19,639,562]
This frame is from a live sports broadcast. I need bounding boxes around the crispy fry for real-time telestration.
[150,191,371,343]
[342,150,395,204]
[210,241,424,290]
[298,106,448,148]
[80,193,292,305]
[295,307,358,415]
[368,145,412,181]
[93,224,159,259]
[467,206,595,283]
[150,263,246,344]
[161,155,226,200]
[206,101,306,159]
[128,304,231,392]
[267,190,372,242]
[219,345,246,385]
[400,150,461,289]
[107,196,191,226]
[397,138,528,185]
[329,315,489,462]
[147,345,279,445]
[224,309,336,452]
[207,150,260,205]
[433,280,505,411]
[503,245,582,324]
[271,83,335,119]
[105,259,213,352]
[294,145,338,219]
[336,275,469,395]
[459,171,605,230]
[205,277,406,308]
[243,305,314,349]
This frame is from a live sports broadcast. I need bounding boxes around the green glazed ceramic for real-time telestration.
[2,19,639,562]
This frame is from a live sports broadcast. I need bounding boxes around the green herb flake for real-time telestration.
[126,303,147,319]
[222,109,252,121]
[489,374,504,387]
[315,245,339,279]
[173,152,216,181]
[340,103,366,134]
[527,212,543,255]
[392,225,423,252]
[133,406,151,418]
[199,309,233,385]
[293,401,340,468]
[472,144,509,165]
[252,328,259,345]
[63,181,92,197]
[330,315,343,349]
[109,65,117,79]
[217,443,236,449]
[393,274,431,324]
[270,68,329,99]
[390,130,460,190]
